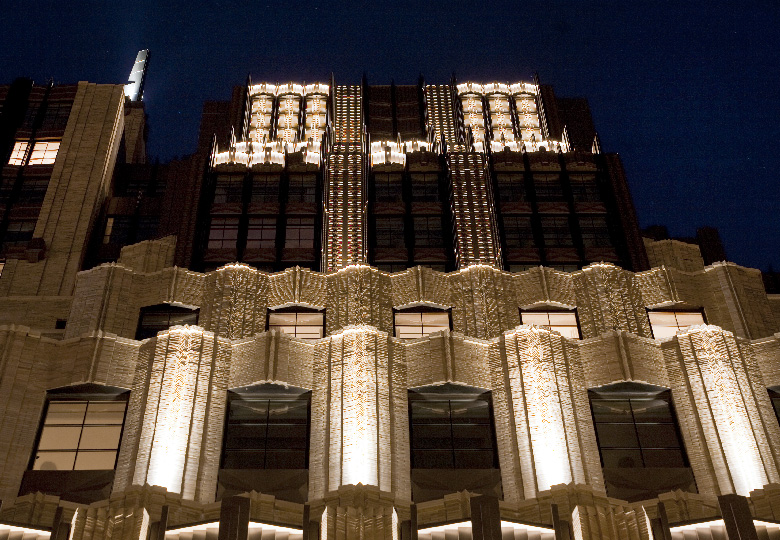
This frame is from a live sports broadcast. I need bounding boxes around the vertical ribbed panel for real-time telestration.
[324,85,366,271]
[447,153,502,268]
[424,85,457,145]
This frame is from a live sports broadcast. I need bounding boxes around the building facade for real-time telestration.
[0,67,779,540]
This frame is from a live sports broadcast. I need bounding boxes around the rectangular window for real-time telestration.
[251,174,280,203]
[246,217,276,249]
[375,216,405,248]
[32,400,127,471]
[4,220,35,246]
[8,141,29,165]
[394,310,450,339]
[496,173,526,203]
[40,103,72,131]
[287,174,316,203]
[136,216,159,242]
[540,216,573,247]
[28,141,60,165]
[136,303,199,340]
[102,215,132,246]
[410,173,441,203]
[520,309,580,339]
[413,216,443,248]
[374,172,403,203]
[533,173,564,201]
[214,175,245,204]
[208,217,239,250]
[502,215,534,248]
[17,177,49,205]
[285,217,315,249]
[579,216,612,248]
[222,394,310,470]
[409,391,498,470]
[268,310,324,339]
[648,310,705,339]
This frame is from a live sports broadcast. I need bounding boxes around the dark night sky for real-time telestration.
[2,1,778,271]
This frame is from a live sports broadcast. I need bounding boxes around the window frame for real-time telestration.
[408,384,500,470]
[393,305,453,339]
[135,303,200,340]
[646,307,707,339]
[266,305,325,340]
[519,306,582,339]
[28,386,129,472]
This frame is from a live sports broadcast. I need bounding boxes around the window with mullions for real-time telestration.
[647,309,706,339]
[496,173,527,203]
[4,220,35,246]
[589,383,695,501]
[394,308,450,339]
[374,172,403,203]
[136,303,199,340]
[409,387,498,470]
[267,307,324,340]
[578,216,612,248]
[28,141,59,165]
[520,308,580,339]
[16,178,49,205]
[250,174,280,203]
[287,174,316,203]
[8,141,28,165]
[375,216,405,248]
[40,103,72,131]
[214,175,245,204]
[135,216,159,242]
[246,217,276,249]
[103,216,132,245]
[208,217,239,250]
[413,216,443,248]
[533,173,564,201]
[410,173,441,203]
[31,397,127,471]
[222,394,310,470]
[284,217,315,249]
[569,174,601,203]
[540,216,573,247]
[502,215,534,248]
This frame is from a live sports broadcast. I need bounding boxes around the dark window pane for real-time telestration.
[223,450,265,469]
[374,173,403,203]
[214,175,244,204]
[410,173,441,202]
[230,400,268,422]
[601,449,643,468]
[375,216,405,248]
[451,425,493,449]
[450,400,490,423]
[287,174,316,203]
[569,174,600,202]
[413,216,443,247]
[636,424,681,449]
[265,424,308,449]
[413,449,453,469]
[497,173,526,203]
[503,215,534,248]
[534,173,564,201]
[285,217,315,249]
[642,449,686,468]
[225,424,267,450]
[591,400,632,423]
[265,450,307,469]
[250,174,280,203]
[596,424,639,448]
[412,425,453,449]
[454,450,495,469]
[267,400,309,423]
[411,401,450,423]
[541,216,573,247]
[630,399,674,422]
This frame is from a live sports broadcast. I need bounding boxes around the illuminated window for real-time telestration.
[394,308,450,339]
[589,383,695,501]
[31,396,127,471]
[136,303,199,340]
[540,216,573,247]
[8,141,29,165]
[520,308,580,339]
[268,307,324,340]
[647,309,705,339]
[246,217,276,249]
[222,391,310,470]
[408,385,498,470]
[579,216,612,247]
[375,216,405,248]
[284,217,315,249]
[413,216,443,247]
[208,217,239,250]
[28,141,60,165]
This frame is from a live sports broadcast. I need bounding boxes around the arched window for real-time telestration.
[408,383,501,503]
[267,305,324,340]
[394,304,451,339]
[219,383,311,503]
[136,303,199,340]
[20,384,129,504]
[589,382,696,502]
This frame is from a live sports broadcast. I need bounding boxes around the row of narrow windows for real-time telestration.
[136,303,707,342]
[31,381,778,503]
